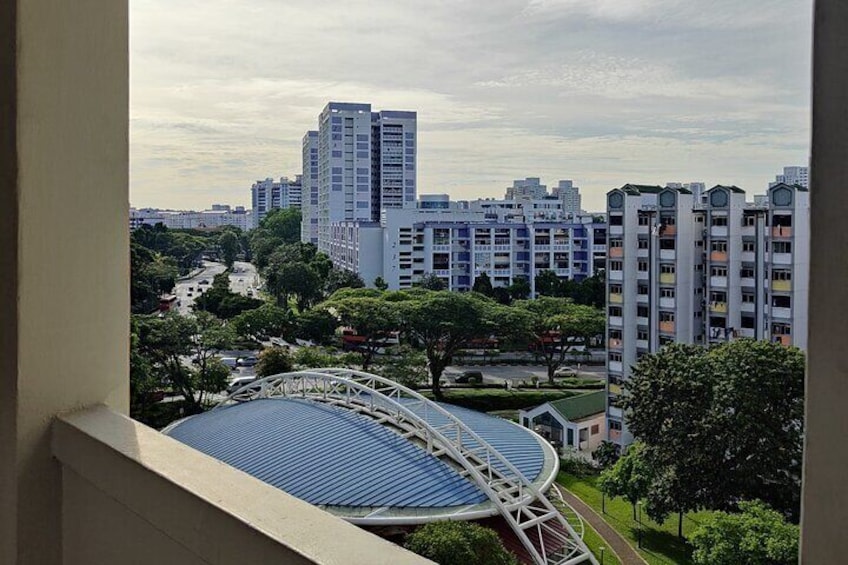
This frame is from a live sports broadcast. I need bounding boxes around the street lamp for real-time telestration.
[637,501,643,549]
[602,491,606,514]
[599,546,605,565]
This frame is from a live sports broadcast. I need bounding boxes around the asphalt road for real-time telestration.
[445,364,606,385]
[173,260,261,315]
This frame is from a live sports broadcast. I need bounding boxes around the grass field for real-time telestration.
[558,472,715,565]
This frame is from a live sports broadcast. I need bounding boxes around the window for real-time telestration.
[609,329,622,340]
[609,352,622,362]
[773,214,793,227]
[638,261,648,271]
[710,291,727,302]
[773,241,792,253]
[711,240,728,252]
[743,241,756,252]
[711,215,728,226]
[610,260,623,271]
[742,316,755,329]
[638,214,652,226]
[637,330,648,340]
[609,420,622,431]
[742,293,756,303]
[710,266,728,277]
[773,295,792,308]
[609,306,623,317]
[432,253,449,270]
[659,311,675,322]
[740,267,755,278]
[772,270,793,281]
[638,284,649,295]
[609,239,623,248]
[659,238,676,250]
[660,287,675,298]
[591,425,600,435]
[743,214,757,227]
[638,238,649,249]
[660,263,675,274]
[772,323,792,335]
[609,284,622,294]
[637,306,649,317]
[609,215,623,226]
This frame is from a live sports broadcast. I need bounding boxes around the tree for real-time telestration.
[265,260,322,310]
[218,230,240,268]
[690,501,799,565]
[133,311,233,413]
[472,272,494,296]
[514,297,605,382]
[231,303,292,341]
[373,276,389,291]
[405,521,518,565]
[599,442,653,520]
[397,291,507,398]
[491,286,512,305]
[260,208,302,244]
[624,340,806,528]
[594,441,620,469]
[295,308,339,345]
[534,270,563,297]
[508,275,531,301]
[415,272,447,290]
[256,347,294,377]
[324,297,399,370]
[376,345,429,388]
[193,271,263,319]
[325,267,365,295]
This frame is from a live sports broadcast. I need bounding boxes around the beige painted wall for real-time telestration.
[2,0,129,562]
[801,1,848,562]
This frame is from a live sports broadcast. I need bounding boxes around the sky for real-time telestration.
[130,0,813,212]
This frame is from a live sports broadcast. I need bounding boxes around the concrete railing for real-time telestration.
[53,405,432,565]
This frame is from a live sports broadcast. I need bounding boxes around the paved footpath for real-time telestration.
[553,484,648,565]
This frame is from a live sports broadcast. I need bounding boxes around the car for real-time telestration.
[218,357,238,370]
[199,279,209,285]
[187,286,194,292]
[226,376,256,394]
[237,356,259,367]
[455,370,483,384]
[554,366,576,377]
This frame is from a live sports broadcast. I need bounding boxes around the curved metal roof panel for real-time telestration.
[165,397,546,512]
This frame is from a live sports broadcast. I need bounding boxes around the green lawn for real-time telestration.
[558,472,715,565]
[420,388,578,411]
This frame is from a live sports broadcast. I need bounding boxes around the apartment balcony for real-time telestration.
[773,334,793,346]
[710,251,728,262]
[773,226,793,238]
[608,361,623,373]
[608,316,623,327]
[741,277,757,288]
[742,251,756,263]
[739,328,756,338]
[637,293,649,304]
[637,316,649,326]
[662,225,677,236]
[608,269,623,281]
[659,297,675,309]
[609,428,622,442]
[772,252,793,265]
[608,338,623,349]
[492,268,511,277]
[772,306,793,319]
[660,249,676,260]
[659,272,676,284]
[659,321,676,333]
[608,407,623,419]
[608,382,622,395]
[637,247,649,257]
[710,226,729,237]
[608,247,624,258]
[593,244,606,253]
[636,339,649,349]
[710,301,728,313]
[609,292,623,304]
[609,225,624,235]
[773,280,793,292]
[431,243,450,251]
[742,301,756,313]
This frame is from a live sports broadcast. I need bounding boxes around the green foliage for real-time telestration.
[217,230,241,268]
[132,223,209,274]
[193,272,264,319]
[513,297,604,382]
[690,501,799,565]
[324,267,365,295]
[599,442,653,519]
[260,208,302,243]
[256,347,294,377]
[404,521,518,565]
[472,273,494,296]
[230,303,292,341]
[373,276,389,291]
[625,340,806,523]
[508,275,531,301]
[534,270,605,308]
[130,242,179,313]
[295,308,339,345]
[415,272,447,290]
[323,296,400,370]
[594,441,620,469]
[291,347,338,369]
[133,311,233,413]
[423,389,578,412]
[376,345,429,388]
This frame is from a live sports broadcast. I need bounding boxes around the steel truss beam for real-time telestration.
[216,368,597,565]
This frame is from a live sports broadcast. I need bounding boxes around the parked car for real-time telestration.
[455,370,483,384]
[199,279,209,285]
[237,356,259,367]
[226,376,256,394]
[218,357,238,370]
[554,366,576,377]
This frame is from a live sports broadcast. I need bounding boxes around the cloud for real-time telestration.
[129,0,812,211]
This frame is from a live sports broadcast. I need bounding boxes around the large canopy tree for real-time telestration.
[625,339,806,527]
[323,296,400,370]
[514,297,604,382]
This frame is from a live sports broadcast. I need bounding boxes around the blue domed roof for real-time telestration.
[164,397,553,521]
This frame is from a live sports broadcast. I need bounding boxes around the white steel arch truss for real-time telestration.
[216,368,597,565]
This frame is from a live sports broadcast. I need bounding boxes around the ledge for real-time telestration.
[53,405,431,565]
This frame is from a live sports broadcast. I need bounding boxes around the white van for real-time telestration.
[218,357,238,370]
[226,376,256,394]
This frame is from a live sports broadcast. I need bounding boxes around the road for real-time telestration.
[173,260,261,314]
[445,364,606,385]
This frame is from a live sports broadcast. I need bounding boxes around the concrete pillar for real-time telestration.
[801,1,848,562]
[0,0,129,563]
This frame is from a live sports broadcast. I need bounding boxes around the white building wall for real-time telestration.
[301,131,319,244]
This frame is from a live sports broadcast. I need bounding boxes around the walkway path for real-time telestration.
[553,483,648,565]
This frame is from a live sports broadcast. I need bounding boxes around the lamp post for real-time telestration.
[637,501,643,549]
[602,491,606,514]
[599,546,605,565]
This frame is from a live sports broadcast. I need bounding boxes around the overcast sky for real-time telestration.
[130,0,813,211]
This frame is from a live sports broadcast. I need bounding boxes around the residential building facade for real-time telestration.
[251,176,303,228]
[770,165,809,189]
[552,180,582,217]
[301,131,319,244]
[130,205,253,231]
[605,183,809,448]
[505,177,547,200]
